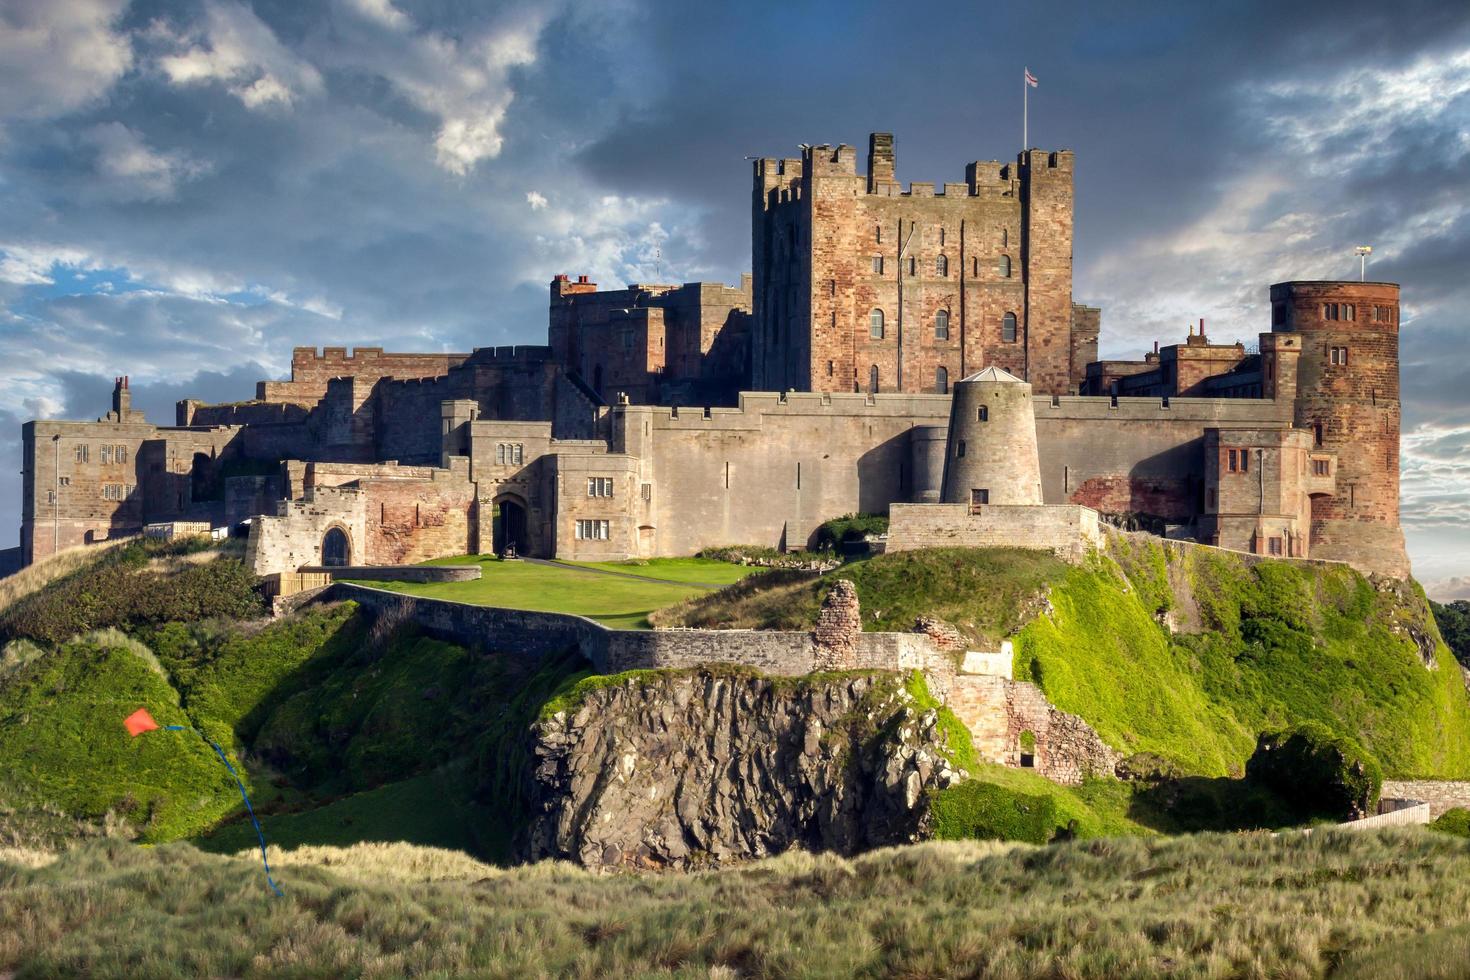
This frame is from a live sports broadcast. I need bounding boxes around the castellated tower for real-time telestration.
[940,367,1043,507]
[750,133,1085,397]
[1270,280,1409,577]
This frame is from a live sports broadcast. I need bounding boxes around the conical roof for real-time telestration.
[958,366,1026,384]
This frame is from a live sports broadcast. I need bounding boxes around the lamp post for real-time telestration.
[1355,245,1372,282]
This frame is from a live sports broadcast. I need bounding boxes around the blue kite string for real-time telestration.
[164,725,284,897]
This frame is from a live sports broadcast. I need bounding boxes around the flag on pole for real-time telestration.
[1025,68,1038,88]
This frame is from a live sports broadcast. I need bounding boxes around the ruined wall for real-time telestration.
[946,673,1120,785]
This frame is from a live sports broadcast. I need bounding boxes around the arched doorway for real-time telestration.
[322,526,351,567]
[494,496,528,556]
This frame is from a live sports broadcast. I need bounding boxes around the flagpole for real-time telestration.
[1023,67,1028,151]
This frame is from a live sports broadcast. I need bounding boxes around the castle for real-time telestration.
[17,133,1409,582]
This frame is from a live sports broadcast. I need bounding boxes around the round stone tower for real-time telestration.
[940,366,1043,507]
[1270,280,1408,576]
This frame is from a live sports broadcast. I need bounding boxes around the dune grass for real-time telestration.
[350,554,719,628]
[7,830,1470,977]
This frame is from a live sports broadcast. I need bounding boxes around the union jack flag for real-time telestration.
[1025,68,1038,88]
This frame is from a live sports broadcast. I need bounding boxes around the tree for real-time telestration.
[1431,599,1470,669]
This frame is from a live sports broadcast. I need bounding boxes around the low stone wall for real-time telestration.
[1338,799,1431,830]
[1381,780,1470,819]
[945,673,1120,785]
[886,503,1102,561]
[321,564,481,583]
[604,629,814,674]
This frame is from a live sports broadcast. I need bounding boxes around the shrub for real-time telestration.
[1430,807,1470,838]
[1245,721,1382,820]
[814,513,889,552]
[928,780,1061,844]
[0,545,264,644]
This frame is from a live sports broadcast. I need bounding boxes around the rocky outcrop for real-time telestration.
[521,668,965,870]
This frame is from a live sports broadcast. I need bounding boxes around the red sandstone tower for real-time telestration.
[1271,280,1409,576]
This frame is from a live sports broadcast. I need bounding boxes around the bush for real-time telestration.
[0,543,264,644]
[928,780,1062,844]
[1430,807,1470,838]
[814,514,889,552]
[1245,721,1382,820]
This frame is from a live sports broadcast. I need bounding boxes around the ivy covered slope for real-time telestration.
[665,540,1470,780]
[0,540,518,853]
[1023,536,1470,779]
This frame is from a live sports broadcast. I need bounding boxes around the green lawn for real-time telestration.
[345,555,726,629]
[557,556,761,587]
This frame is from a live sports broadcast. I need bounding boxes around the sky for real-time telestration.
[1,0,1467,595]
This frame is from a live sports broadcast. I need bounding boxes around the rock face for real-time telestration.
[522,669,964,870]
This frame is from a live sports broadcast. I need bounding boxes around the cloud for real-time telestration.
[1427,576,1470,602]
[0,0,133,121]
[526,190,548,210]
[86,123,209,200]
[154,0,323,110]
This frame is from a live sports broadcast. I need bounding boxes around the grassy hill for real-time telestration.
[660,538,1470,781]
[6,829,1470,977]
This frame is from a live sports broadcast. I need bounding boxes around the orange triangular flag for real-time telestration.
[124,708,160,737]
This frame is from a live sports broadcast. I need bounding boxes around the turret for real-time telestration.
[940,367,1042,507]
[1270,280,1407,577]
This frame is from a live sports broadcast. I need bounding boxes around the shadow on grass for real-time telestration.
[1126,775,1304,834]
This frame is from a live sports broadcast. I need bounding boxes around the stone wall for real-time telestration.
[946,673,1120,785]
[1381,780,1470,819]
[886,502,1102,560]
[751,135,1081,397]
[257,346,469,407]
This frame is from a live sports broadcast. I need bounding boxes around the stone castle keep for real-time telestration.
[18,132,1410,581]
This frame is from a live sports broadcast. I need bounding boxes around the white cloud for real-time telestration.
[526,190,548,209]
[155,1,323,110]
[0,0,133,121]
[86,123,209,201]
[328,1,549,174]
[0,244,95,286]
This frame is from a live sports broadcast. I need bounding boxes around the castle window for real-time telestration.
[827,360,834,377]
[998,255,1012,278]
[101,445,112,465]
[1374,305,1393,323]
[869,309,885,339]
[75,445,89,464]
[514,444,523,464]
[1268,536,1283,556]
[1314,422,1324,446]
[875,225,882,243]
[872,255,883,274]
[1002,312,1018,343]
[574,519,610,541]
[978,405,988,422]
[1330,346,1349,366]
[973,257,979,276]
[908,256,917,276]
[59,477,69,487]
[1343,304,1355,321]
[971,488,989,510]
[935,255,948,277]
[829,279,836,296]
[46,490,55,504]
[956,440,966,458]
[934,309,950,340]
[936,366,949,394]
[116,446,128,464]
[939,227,946,245]
[641,483,651,501]
[1002,228,1009,247]
[1313,458,1331,477]
[869,365,880,393]
[587,477,613,497]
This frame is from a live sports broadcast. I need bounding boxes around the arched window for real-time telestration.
[868,365,880,393]
[869,308,884,339]
[998,255,1012,278]
[1002,312,1018,343]
[936,366,949,394]
[934,309,950,340]
[935,254,948,277]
